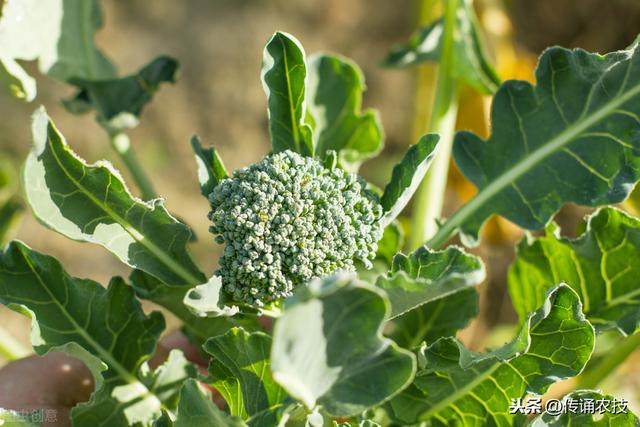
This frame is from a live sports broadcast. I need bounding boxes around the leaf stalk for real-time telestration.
[109,132,157,201]
[409,0,460,250]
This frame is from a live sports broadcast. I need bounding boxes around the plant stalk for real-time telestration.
[409,0,460,250]
[109,132,157,201]
[0,327,30,362]
[577,332,640,390]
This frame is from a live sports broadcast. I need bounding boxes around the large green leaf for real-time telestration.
[163,379,248,427]
[382,0,500,94]
[204,328,287,426]
[261,32,314,157]
[63,56,179,133]
[379,134,440,228]
[271,274,416,417]
[530,390,639,426]
[0,241,195,426]
[23,109,204,286]
[388,285,595,425]
[510,207,640,336]
[0,0,116,101]
[430,37,640,248]
[376,245,484,319]
[190,136,228,198]
[306,53,383,172]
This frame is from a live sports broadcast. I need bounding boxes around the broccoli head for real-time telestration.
[208,150,383,306]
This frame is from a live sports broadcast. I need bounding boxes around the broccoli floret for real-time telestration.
[208,150,383,306]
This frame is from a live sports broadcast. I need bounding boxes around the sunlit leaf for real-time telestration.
[306,53,383,172]
[438,37,640,247]
[388,285,595,425]
[271,274,416,416]
[0,0,116,101]
[376,245,484,319]
[510,207,640,335]
[379,134,439,228]
[0,241,196,427]
[24,109,204,286]
[261,32,313,157]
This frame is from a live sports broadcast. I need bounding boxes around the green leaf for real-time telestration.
[24,108,204,286]
[63,56,179,133]
[168,379,248,427]
[375,221,404,265]
[271,274,416,417]
[509,207,640,336]
[388,285,595,425]
[376,245,484,319]
[383,18,442,66]
[130,269,258,344]
[382,0,500,94]
[388,287,478,349]
[379,134,440,228]
[40,0,116,82]
[0,0,116,101]
[306,53,383,172]
[439,37,640,247]
[0,241,195,427]
[204,328,287,426]
[261,32,314,157]
[530,390,639,426]
[190,136,228,198]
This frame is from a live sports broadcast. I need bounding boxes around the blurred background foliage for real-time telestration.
[1,0,639,410]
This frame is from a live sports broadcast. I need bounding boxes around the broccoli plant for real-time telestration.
[1,1,640,426]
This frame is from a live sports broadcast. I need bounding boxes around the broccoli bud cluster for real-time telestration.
[208,150,383,306]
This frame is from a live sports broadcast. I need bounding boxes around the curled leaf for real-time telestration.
[379,134,439,228]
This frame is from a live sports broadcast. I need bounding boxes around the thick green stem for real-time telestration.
[577,332,640,390]
[0,327,30,362]
[109,133,157,201]
[409,0,460,250]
